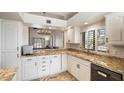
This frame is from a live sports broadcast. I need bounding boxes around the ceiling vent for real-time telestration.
[46,19,51,24]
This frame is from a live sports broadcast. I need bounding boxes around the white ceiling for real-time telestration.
[0,12,23,21]
[28,12,77,20]
[67,12,110,27]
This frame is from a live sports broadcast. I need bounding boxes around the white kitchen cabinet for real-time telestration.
[22,57,38,80]
[67,55,91,81]
[61,54,67,72]
[105,13,124,45]
[37,56,50,77]
[70,58,78,77]
[49,54,61,75]
[0,19,1,68]
[21,54,62,80]
[76,63,90,81]
[66,26,80,44]
[1,19,22,68]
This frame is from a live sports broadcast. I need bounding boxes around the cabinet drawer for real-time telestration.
[21,57,39,62]
[41,56,49,60]
[69,55,91,67]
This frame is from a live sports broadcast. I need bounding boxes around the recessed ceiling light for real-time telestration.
[84,22,88,25]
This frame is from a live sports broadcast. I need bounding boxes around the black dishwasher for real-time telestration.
[91,64,123,81]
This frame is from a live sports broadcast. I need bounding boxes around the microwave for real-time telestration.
[22,45,33,55]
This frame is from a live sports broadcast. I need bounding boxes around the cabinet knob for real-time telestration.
[42,61,46,63]
[54,56,57,58]
[77,64,80,69]
[27,59,32,61]
[50,60,52,64]
[42,69,46,71]
[35,62,37,66]
[42,57,46,59]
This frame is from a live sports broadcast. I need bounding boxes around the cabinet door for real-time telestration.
[107,15,122,41]
[0,52,1,68]
[121,16,124,42]
[22,60,38,80]
[2,52,18,68]
[1,20,18,50]
[67,56,71,73]
[74,27,80,43]
[67,28,74,43]
[67,55,78,77]
[77,63,90,81]
[1,20,19,68]
[70,59,78,78]
[38,56,50,77]
[61,54,67,72]
[0,20,1,68]
[50,55,61,75]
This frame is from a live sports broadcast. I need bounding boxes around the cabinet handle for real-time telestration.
[42,61,46,63]
[42,57,46,59]
[106,38,108,43]
[27,59,32,61]
[35,62,37,66]
[17,54,19,58]
[42,65,46,68]
[42,69,46,71]
[17,47,19,51]
[54,56,57,58]
[97,70,107,78]
[77,64,80,69]
[50,60,52,64]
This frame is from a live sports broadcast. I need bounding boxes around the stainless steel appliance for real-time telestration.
[22,45,33,55]
[91,64,122,81]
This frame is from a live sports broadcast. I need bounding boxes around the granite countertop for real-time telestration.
[0,68,16,81]
[22,49,124,75]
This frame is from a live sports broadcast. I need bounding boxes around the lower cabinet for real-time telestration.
[68,55,91,81]
[22,57,39,80]
[76,63,90,81]
[37,56,50,77]
[21,55,61,80]
[49,54,61,75]
[21,54,91,81]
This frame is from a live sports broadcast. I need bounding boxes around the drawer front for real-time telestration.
[41,56,49,60]
[69,55,91,67]
[21,57,39,62]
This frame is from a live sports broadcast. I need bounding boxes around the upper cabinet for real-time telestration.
[105,13,124,45]
[23,13,67,27]
[66,26,80,44]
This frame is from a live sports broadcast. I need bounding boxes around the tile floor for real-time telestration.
[33,71,77,81]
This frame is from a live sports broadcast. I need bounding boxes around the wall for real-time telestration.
[109,45,124,58]
[22,26,29,45]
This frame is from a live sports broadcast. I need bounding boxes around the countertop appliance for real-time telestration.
[91,63,123,81]
[22,45,33,55]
